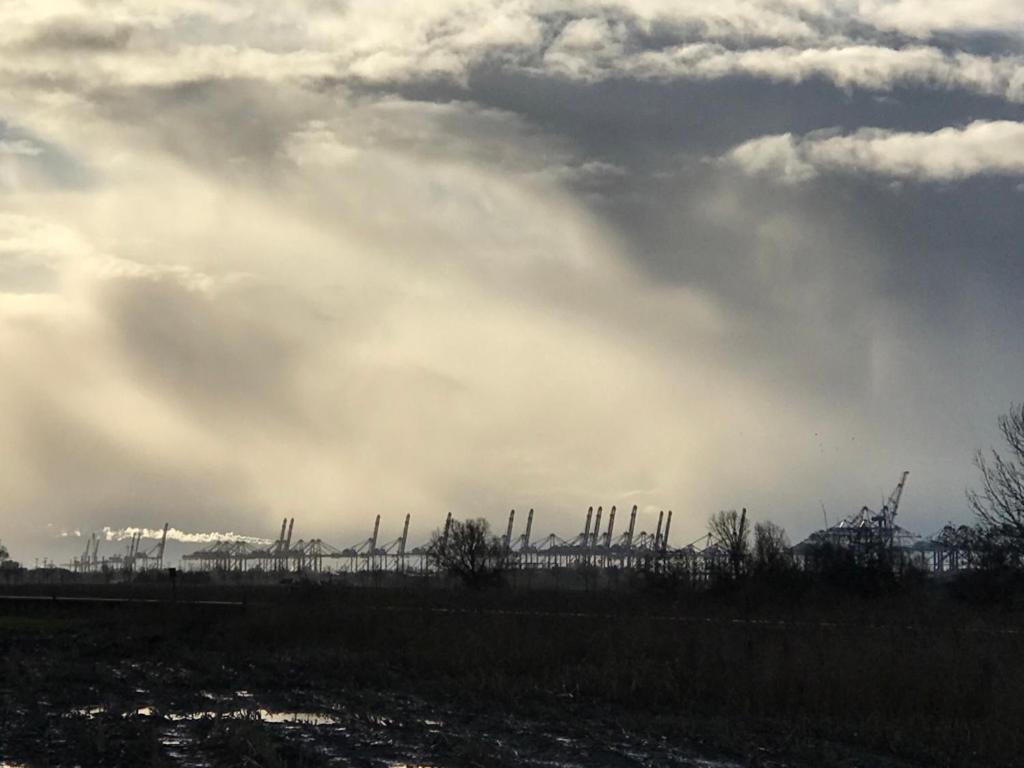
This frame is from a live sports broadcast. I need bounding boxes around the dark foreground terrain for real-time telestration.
[1,577,1022,767]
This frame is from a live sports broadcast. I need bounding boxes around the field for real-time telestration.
[1,576,1023,767]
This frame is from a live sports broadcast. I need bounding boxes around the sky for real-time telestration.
[1,0,1022,564]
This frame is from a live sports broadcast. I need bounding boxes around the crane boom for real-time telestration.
[885,471,910,523]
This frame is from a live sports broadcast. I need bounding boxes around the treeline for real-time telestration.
[430,403,1024,602]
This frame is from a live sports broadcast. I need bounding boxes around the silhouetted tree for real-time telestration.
[969,403,1024,566]
[753,521,793,575]
[427,517,509,587]
[709,508,750,579]
[0,540,7,563]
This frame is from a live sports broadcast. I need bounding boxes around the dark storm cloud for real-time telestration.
[382,66,1022,324]
[90,79,318,173]
[2,1,1024,563]
[455,70,1023,163]
[19,17,133,52]
[98,273,319,423]
[420,66,1023,402]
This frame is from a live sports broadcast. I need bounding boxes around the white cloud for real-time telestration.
[542,17,627,79]
[726,133,819,182]
[855,0,1024,37]
[2,1,1024,101]
[615,44,1024,102]
[726,120,1024,182]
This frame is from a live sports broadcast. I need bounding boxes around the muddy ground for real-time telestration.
[1,582,1018,767]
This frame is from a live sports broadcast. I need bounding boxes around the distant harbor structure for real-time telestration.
[62,472,975,579]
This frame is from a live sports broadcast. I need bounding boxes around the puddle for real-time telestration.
[70,705,105,717]
[54,698,742,768]
[257,709,340,725]
[70,704,341,726]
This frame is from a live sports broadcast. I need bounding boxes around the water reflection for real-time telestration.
[56,699,741,767]
[71,704,340,725]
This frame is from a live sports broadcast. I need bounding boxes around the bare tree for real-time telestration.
[753,520,793,574]
[427,517,509,587]
[709,508,750,579]
[969,404,1024,561]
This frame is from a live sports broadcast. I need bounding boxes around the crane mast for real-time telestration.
[520,508,534,550]
[157,523,169,569]
[504,509,515,552]
[604,506,616,549]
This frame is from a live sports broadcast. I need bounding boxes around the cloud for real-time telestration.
[0,137,45,192]
[2,1,1022,566]
[18,16,133,51]
[855,0,1024,38]
[0,139,42,156]
[619,45,1024,102]
[0,77,891,560]
[2,2,1024,102]
[725,133,819,182]
[725,120,1024,182]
